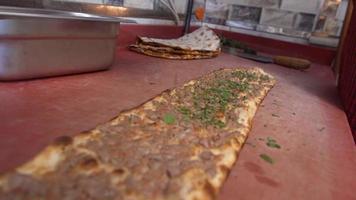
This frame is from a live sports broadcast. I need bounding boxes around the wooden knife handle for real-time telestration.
[273,56,311,70]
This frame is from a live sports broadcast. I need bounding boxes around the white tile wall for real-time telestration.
[172,0,188,14]
[324,17,343,36]
[123,0,154,10]
[336,0,348,20]
[280,0,323,14]
[220,0,280,8]
[260,8,296,28]
[53,0,104,3]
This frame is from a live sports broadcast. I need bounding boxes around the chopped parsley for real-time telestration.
[163,113,176,125]
[190,79,248,128]
[178,106,191,116]
[266,137,281,149]
[260,74,270,81]
[232,70,259,82]
[175,70,265,129]
[260,154,274,164]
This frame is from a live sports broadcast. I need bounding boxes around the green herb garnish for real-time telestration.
[265,137,281,149]
[232,71,259,82]
[174,70,260,128]
[267,137,276,143]
[260,74,270,81]
[163,113,176,125]
[190,79,245,128]
[178,106,191,116]
[260,154,274,164]
[178,106,191,121]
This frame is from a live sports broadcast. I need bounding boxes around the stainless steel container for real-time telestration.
[0,6,133,81]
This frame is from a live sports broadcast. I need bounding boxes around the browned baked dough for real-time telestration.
[0,68,275,200]
[133,42,220,56]
[129,44,219,60]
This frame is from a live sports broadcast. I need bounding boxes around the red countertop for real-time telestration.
[0,25,355,200]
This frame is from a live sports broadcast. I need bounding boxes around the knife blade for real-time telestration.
[235,52,273,63]
[222,46,311,70]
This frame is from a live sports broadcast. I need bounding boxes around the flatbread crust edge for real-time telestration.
[0,67,276,200]
[129,45,219,60]
[132,42,220,56]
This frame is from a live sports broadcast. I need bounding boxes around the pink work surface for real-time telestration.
[0,32,355,200]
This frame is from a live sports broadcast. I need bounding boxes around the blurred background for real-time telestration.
[0,0,349,47]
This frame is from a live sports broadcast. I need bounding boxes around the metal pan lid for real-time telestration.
[0,6,135,23]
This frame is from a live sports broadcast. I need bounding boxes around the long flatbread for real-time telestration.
[0,67,275,200]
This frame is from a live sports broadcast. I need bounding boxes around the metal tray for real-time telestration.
[0,6,133,81]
